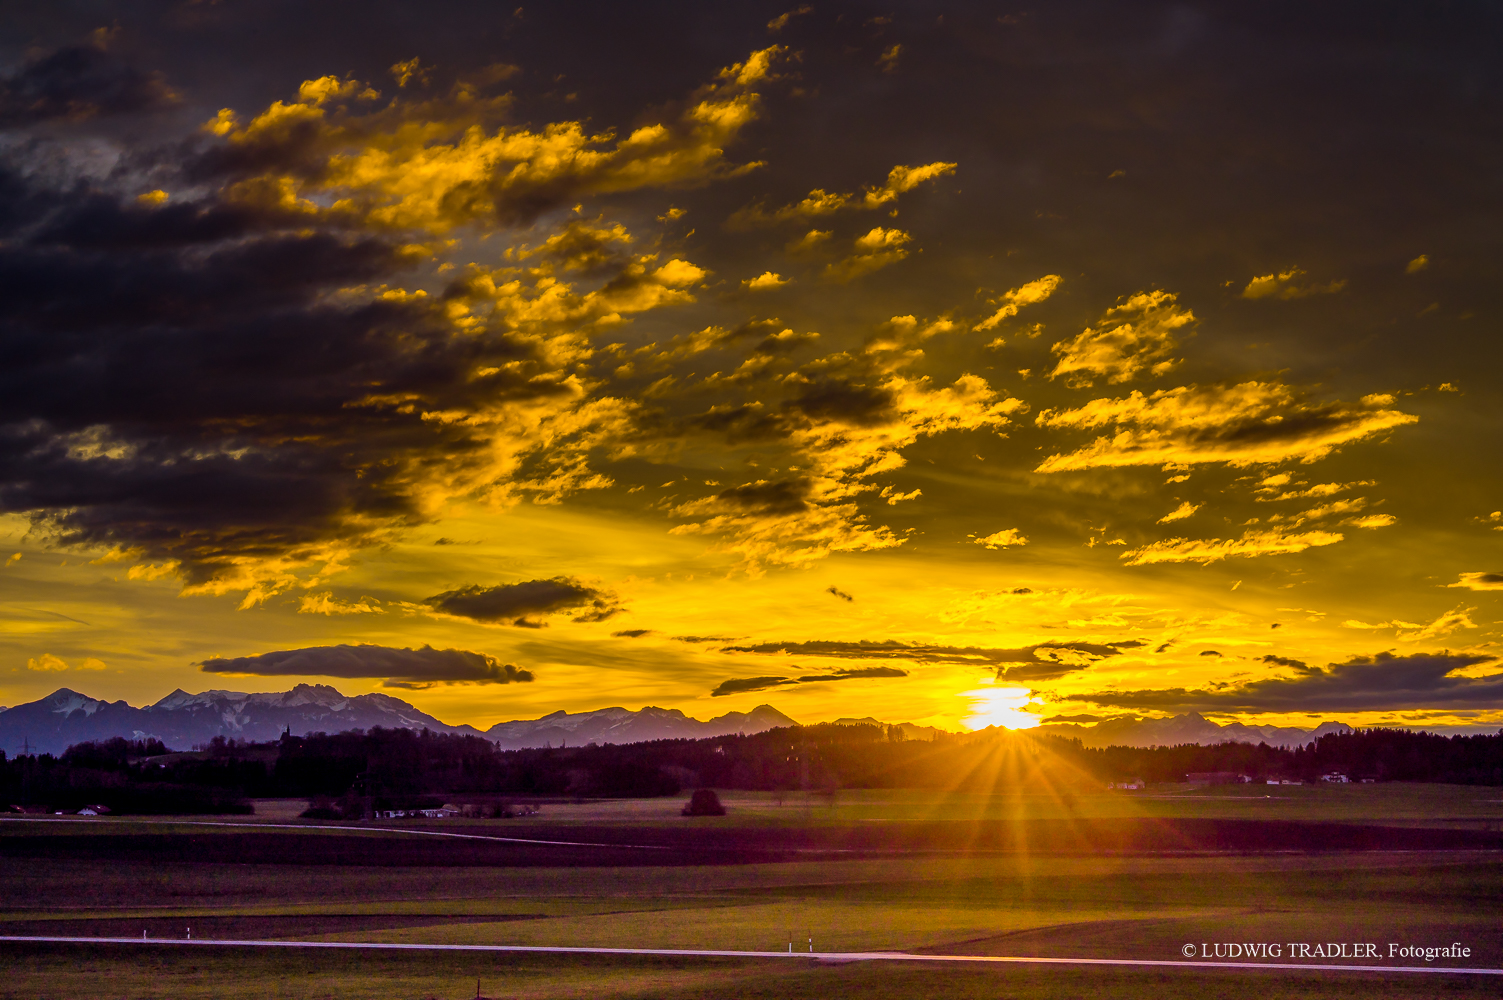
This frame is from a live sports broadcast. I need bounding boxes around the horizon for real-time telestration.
[2,4,1501,738]
[11,679,1503,743]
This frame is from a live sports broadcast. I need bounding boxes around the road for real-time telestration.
[0,936,1497,976]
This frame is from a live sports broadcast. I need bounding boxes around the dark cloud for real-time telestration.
[696,478,812,516]
[1259,655,1313,672]
[612,628,653,638]
[1074,652,1503,713]
[826,585,854,602]
[711,676,791,697]
[0,41,177,126]
[673,635,739,643]
[711,664,908,697]
[0,164,592,587]
[1199,649,1222,657]
[425,577,622,627]
[721,637,1147,681]
[1011,587,1033,595]
[199,643,533,688]
[783,379,896,426]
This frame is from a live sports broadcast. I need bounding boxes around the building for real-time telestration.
[1185,772,1248,786]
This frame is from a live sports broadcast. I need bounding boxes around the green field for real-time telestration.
[1,785,1500,999]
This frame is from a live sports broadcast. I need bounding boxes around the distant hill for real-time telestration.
[831,717,952,741]
[1034,712,1353,748]
[484,704,798,749]
[0,685,798,756]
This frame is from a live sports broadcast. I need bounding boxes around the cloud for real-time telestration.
[199,643,533,687]
[1046,290,1194,387]
[972,528,1028,549]
[1073,651,1503,712]
[825,227,911,281]
[1343,513,1396,529]
[1450,572,1503,592]
[1035,382,1417,472]
[1241,267,1346,300]
[298,592,384,615]
[1121,528,1343,566]
[826,585,855,602]
[0,46,782,601]
[711,675,792,697]
[25,653,106,672]
[1258,655,1313,671]
[976,275,1061,334]
[768,5,814,32]
[199,47,784,232]
[1255,477,1373,501]
[744,271,789,290]
[1341,606,1478,642]
[1406,255,1430,274]
[611,628,653,638]
[0,38,178,126]
[711,664,908,697]
[731,163,955,228]
[669,367,1023,570]
[721,637,1145,682]
[1157,501,1200,524]
[424,577,622,627]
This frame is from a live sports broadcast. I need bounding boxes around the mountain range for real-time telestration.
[0,685,798,756]
[0,686,1370,757]
[1034,712,1354,749]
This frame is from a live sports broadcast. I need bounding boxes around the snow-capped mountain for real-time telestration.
[0,685,797,756]
[0,684,484,755]
[484,704,798,749]
[1035,712,1353,748]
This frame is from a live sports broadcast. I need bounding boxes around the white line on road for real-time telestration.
[0,816,671,851]
[0,936,1498,976]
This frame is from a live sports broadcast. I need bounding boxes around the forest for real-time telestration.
[2,723,1501,815]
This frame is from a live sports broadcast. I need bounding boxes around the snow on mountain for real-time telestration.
[484,704,798,748]
[1035,712,1354,748]
[0,685,797,756]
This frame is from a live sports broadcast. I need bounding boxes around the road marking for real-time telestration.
[0,937,1498,976]
[0,817,670,851]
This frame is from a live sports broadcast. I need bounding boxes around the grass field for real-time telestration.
[1,785,1500,998]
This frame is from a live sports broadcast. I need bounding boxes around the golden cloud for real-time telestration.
[1241,267,1346,300]
[825,227,910,281]
[1342,606,1478,641]
[669,368,1024,571]
[975,274,1061,334]
[731,162,956,227]
[972,528,1028,549]
[1121,528,1344,566]
[1047,290,1194,387]
[26,653,107,672]
[744,271,790,290]
[1035,381,1418,472]
[211,47,786,232]
[1157,501,1200,524]
[1449,572,1503,592]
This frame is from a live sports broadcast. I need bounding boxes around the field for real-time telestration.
[1,785,1500,999]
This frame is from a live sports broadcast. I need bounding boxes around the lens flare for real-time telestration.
[961,683,1039,730]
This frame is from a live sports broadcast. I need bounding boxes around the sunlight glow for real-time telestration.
[961,684,1040,730]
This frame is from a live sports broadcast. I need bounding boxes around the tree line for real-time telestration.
[3,723,1500,815]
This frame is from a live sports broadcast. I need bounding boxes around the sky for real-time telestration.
[1,1,1501,735]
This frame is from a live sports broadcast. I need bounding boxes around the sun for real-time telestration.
[961,683,1040,731]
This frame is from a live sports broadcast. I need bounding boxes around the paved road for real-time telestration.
[0,936,1497,976]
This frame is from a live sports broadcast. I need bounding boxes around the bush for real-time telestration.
[681,788,725,816]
